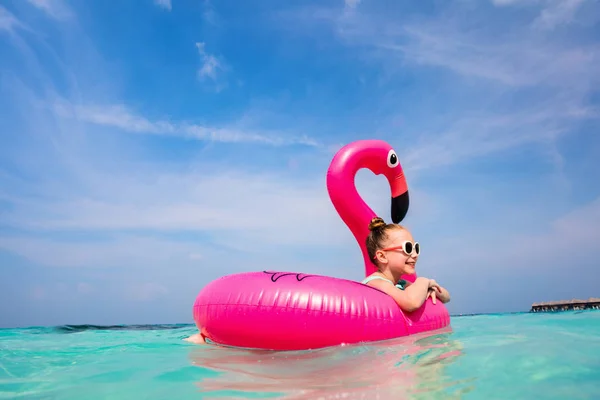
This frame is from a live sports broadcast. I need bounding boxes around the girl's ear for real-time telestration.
[374,249,387,265]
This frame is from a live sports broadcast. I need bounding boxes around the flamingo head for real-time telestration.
[368,142,409,224]
[327,139,410,225]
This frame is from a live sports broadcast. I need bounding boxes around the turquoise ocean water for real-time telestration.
[1,311,599,399]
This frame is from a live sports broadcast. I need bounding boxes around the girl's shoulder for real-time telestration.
[361,274,394,286]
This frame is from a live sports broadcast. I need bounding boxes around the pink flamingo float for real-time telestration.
[192,140,450,350]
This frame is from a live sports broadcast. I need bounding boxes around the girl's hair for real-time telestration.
[366,217,404,266]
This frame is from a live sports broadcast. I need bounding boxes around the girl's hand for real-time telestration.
[428,279,442,293]
[427,288,438,305]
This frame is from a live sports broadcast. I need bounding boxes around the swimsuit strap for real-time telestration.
[361,276,394,285]
[361,275,407,290]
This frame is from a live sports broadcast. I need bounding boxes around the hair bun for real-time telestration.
[368,217,386,231]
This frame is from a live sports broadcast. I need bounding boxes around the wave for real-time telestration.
[51,323,194,333]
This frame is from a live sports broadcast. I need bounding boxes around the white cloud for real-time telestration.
[276,1,599,90]
[202,0,219,26]
[52,100,320,147]
[491,0,591,30]
[154,0,172,11]
[0,6,23,32]
[195,42,220,80]
[0,166,351,251]
[400,104,596,172]
[26,0,72,20]
[532,0,587,30]
[377,22,600,90]
[302,2,600,174]
[195,42,228,91]
[344,0,361,9]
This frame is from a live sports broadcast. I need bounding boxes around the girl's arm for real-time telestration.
[368,277,432,312]
[406,279,451,304]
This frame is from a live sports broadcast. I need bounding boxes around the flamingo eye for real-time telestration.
[387,149,399,168]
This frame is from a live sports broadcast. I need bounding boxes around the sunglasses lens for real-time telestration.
[404,242,413,254]
[414,242,420,255]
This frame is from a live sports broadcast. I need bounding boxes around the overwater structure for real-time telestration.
[530,297,600,312]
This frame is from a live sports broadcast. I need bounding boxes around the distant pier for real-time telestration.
[530,297,600,313]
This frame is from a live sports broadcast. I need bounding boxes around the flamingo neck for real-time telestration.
[339,178,377,277]
[326,147,381,278]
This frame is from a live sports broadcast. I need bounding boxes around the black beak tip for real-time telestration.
[391,191,409,224]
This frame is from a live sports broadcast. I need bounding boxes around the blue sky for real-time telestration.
[1,0,599,328]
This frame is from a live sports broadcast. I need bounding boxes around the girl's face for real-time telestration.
[375,228,420,275]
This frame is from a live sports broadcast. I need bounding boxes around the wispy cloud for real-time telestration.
[196,42,222,80]
[396,21,598,170]
[298,1,600,173]
[0,89,343,268]
[344,0,361,9]
[154,0,172,12]
[533,0,587,30]
[374,18,599,89]
[0,6,22,32]
[0,135,439,274]
[52,100,320,147]
[195,42,227,91]
[401,100,598,172]
[202,0,219,26]
[491,0,591,30]
[8,170,303,227]
[26,0,72,20]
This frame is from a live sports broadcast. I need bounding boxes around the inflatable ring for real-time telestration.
[192,140,450,350]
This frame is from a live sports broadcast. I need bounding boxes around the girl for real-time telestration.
[362,217,450,312]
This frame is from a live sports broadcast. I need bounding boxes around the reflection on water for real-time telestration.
[189,327,474,399]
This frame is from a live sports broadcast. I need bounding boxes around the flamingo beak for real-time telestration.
[391,191,409,224]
